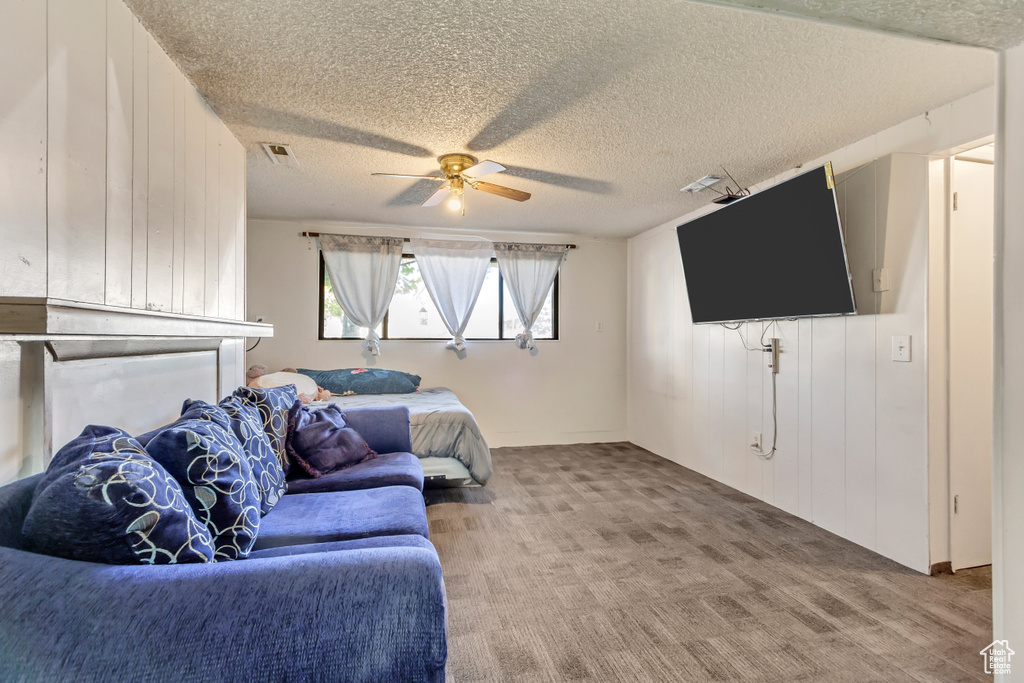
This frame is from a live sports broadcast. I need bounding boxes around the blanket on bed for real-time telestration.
[326,387,492,485]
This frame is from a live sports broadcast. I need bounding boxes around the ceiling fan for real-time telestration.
[372,154,531,215]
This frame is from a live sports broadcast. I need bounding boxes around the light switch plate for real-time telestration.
[892,335,911,362]
[873,268,890,292]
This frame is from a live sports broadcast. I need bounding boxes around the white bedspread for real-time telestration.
[327,387,492,485]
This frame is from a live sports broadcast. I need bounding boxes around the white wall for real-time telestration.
[246,220,628,447]
[0,0,248,484]
[993,43,1024,678]
[627,87,994,573]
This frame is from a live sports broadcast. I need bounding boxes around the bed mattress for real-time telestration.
[326,387,492,485]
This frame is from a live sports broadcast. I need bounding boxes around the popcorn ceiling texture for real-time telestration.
[124,0,994,237]
[696,0,1024,50]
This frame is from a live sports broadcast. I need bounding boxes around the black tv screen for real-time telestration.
[676,163,856,324]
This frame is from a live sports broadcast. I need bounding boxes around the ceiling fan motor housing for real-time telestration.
[438,153,478,177]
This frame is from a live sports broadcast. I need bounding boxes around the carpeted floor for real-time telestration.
[424,442,992,682]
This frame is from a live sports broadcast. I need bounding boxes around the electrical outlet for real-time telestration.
[751,432,762,450]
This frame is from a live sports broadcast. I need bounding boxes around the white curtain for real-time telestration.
[411,239,493,351]
[317,234,404,355]
[494,243,568,350]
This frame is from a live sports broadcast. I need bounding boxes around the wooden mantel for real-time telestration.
[0,298,273,338]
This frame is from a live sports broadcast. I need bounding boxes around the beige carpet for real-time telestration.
[424,442,992,682]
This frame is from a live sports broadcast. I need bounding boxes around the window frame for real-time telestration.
[318,253,559,342]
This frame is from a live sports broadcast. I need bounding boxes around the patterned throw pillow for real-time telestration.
[216,396,287,515]
[233,385,299,474]
[296,368,421,396]
[145,415,261,561]
[23,425,215,565]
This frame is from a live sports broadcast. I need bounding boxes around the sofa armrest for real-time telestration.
[341,405,414,454]
[0,543,447,682]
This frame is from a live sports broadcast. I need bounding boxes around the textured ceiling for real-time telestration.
[694,0,1024,50]
[125,0,995,237]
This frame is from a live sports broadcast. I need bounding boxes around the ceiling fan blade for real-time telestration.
[421,184,451,207]
[462,160,505,178]
[372,173,447,180]
[471,181,531,202]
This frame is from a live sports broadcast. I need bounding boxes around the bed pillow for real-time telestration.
[249,371,319,397]
[233,384,299,475]
[215,396,287,515]
[23,425,215,565]
[296,368,421,396]
[285,403,376,478]
[144,415,261,561]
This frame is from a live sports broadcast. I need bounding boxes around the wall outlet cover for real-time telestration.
[892,335,911,362]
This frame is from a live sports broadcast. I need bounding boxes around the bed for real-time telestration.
[324,387,492,487]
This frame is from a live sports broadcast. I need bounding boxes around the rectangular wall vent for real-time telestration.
[261,142,299,167]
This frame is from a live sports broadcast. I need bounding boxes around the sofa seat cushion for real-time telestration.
[287,452,424,494]
[253,486,428,550]
[247,534,434,560]
[23,426,215,564]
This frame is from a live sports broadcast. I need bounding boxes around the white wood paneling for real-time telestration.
[183,87,207,316]
[131,18,148,309]
[722,325,747,491]
[773,320,800,515]
[0,0,47,298]
[218,131,237,319]
[146,40,174,311]
[205,106,221,318]
[47,0,107,304]
[171,72,187,314]
[235,145,247,321]
[810,317,846,535]
[707,324,725,482]
[797,318,814,519]
[104,0,134,308]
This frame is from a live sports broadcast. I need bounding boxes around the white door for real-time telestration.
[948,155,994,571]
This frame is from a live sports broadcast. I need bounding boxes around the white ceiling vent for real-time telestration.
[261,142,299,167]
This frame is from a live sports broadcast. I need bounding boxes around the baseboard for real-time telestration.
[929,561,953,576]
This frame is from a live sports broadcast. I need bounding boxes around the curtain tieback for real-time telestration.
[515,330,535,350]
[446,335,467,352]
[365,330,382,356]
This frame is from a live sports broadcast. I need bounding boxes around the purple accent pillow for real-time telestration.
[285,402,376,478]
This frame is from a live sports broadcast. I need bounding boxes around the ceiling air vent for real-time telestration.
[261,142,299,167]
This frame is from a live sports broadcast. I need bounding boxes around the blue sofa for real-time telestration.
[0,406,447,682]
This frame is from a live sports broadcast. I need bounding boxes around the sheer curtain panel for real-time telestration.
[317,234,404,355]
[494,243,568,350]
[410,239,494,351]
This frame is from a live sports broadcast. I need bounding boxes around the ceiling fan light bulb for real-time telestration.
[448,196,462,211]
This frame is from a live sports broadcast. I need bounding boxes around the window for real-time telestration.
[319,254,558,341]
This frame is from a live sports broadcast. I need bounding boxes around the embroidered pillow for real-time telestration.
[216,396,287,515]
[23,425,215,565]
[285,402,376,478]
[233,385,298,474]
[296,368,420,396]
[145,416,261,561]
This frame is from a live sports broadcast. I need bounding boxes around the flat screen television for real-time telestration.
[676,163,856,325]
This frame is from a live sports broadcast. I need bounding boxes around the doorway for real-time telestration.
[947,143,995,572]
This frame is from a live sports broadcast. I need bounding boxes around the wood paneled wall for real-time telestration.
[0,0,245,320]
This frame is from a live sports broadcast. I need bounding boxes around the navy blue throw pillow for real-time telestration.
[23,425,215,564]
[296,368,421,396]
[285,402,376,478]
[233,385,298,475]
[216,396,287,515]
[145,415,261,561]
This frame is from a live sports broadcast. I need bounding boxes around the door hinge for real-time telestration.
[953,192,958,211]
[954,494,959,514]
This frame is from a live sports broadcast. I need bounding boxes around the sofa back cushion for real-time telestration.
[233,385,298,475]
[215,396,287,515]
[22,426,215,564]
[285,403,376,478]
[145,416,261,561]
